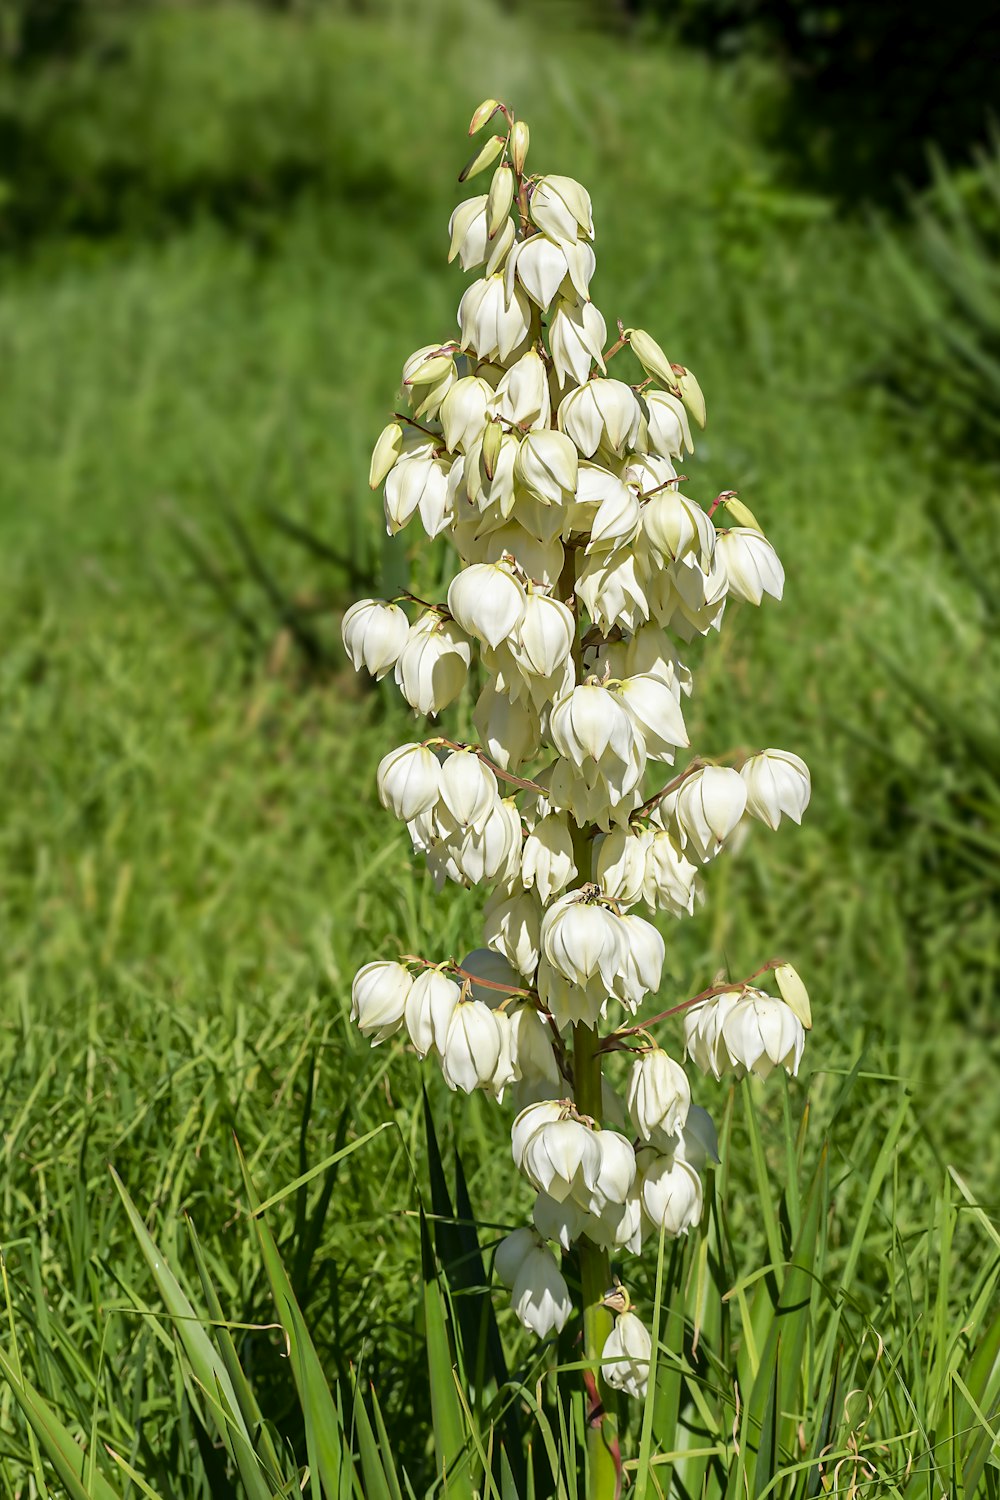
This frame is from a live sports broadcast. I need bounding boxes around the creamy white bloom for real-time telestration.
[532,1191,588,1252]
[493,350,550,431]
[614,673,689,761]
[626,1049,691,1141]
[540,891,627,991]
[448,194,490,270]
[447,562,527,649]
[643,829,700,916]
[441,998,503,1092]
[376,742,442,821]
[438,749,498,829]
[529,174,594,245]
[512,593,575,679]
[558,379,643,459]
[575,547,653,636]
[644,388,694,458]
[458,275,532,362]
[384,452,452,537]
[550,683,646,803]
[483,887,542,976]
[642,489,716,568]
[514,429,579,505]
[511,1100,564,1175]
[583,1129,637,1215]
[716,529,784,605]
[341,599,410,681]
[682,992,740,1079]
[510,1005,561,1086]
[521,1115,602,1203]
[520,813,578,903]
[594,827,649,908]
[512,1243,572,1337]
[473,682,539,771]
[674,766,748,862]
[638,1147,703,1236]
[404,969,461,1057]
[549,297,607,388]
[490,1010,519,1100]
[394,616,472,717]
[482,522,565,587]
[536,957,607,1032]
[612,912,665,1009]
[402,343,456,421]
[452,797,522,885]
[507,234,595,309]
[722,989,805,1078]
[740,749,811,830]
[350,960,412,1043]
[494,1226,539,1288]
[602,1311,652,1399]
[624,625,692,699]
[440,375,492,453]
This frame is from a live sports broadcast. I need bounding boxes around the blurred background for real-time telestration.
[0,0,998,1491]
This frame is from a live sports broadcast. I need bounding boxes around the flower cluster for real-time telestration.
[344,102,812,1403]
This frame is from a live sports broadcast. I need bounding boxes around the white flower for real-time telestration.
[558,380,643,459]
[642,489,715,568]
[483,888,542,976]
[575,546,652,635]
[540,892,626,992]
[511,1244,572,1337]
[529,174,594,245]
[394,616,473,717]
[376,742,442,821]
[494,1226,539,1288]
[613,673,689,762]
[473,683,540,771]
[722,989,805,1078]
[439,749,498,829]
[602,1312,652,1399]
[582,1129,637,1215]
[550,683,646,803]
[682,992,740,1079]
[404,969,461,1057]
[511,593,575,680]
[401,344,456,421]
[511,1100,564,1173]
[452,797,522,884]
[644,389,694,458]
[350,960,412,1043]
[587,477,641,554]
[638,1147,703,1236]
[514,429,579,505]
[626,1049,691,1141]
[521,1115,601,1203]
[594,827,649,908]
[341,599,410,680]
[384,452,452,537]
[549,297,607,388]
[483,522,565,587]
[536,957,606,1031]
[716,529,784,604]
[507,234,595,309]
[612,912,664,1009]
[441,998,503,1092]
[510,1005,561,1086]
[448,194,490,270]
[493,350,550,430]
[490,1010,519,1100]
[624,626,692,699]
[740,749,811,830]
[643,830,700,916]
[674,766,748,862]
[458,275,532,362]
[440,376,492,453]
[447,562,527,649]
[532,1191,588,1252]
[520,813,578,903]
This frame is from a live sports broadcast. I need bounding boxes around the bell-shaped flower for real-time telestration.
[638,1146,703,1236]
[533,1191,588,1252]
[644,389,694,458]
[740,748,811,830]
[643,829,700,916]
[613,673,689,763]
[520,813,578,903]
[626,1048,691,1141]
[642,489,715,568]
[558,379,643,459]
[376,742,442,822]
[625,625,692,699]
[440,998,503,1092]
[439,748,498,829]
[549,296,607,388]
[682,992,741,1079]
[384,452,452,537]
[587,478,641,555]
[351,960,412,1043]
[511,1100,565,1175]
[514,429,579,505]
[529,174,594,245]
[579,1129,637,1216]
[510,1005,561,1087]
[612,912,665,1010]
[452,797,522,885]
[591,1188,644,1256]
[459,947,521,1006]
[448,194,491,270]
[483,522,565,587]
[473,682,539,771]
[401,343,457,421]
[507,235,595,309]
[602,1311,652,1399]
[550,683,646,801]
[594,827,649,908]
[722,989,805,1079]
[537,957,607,1031]
[489,1010,519,1100]
[659,552,728,640]
[716,529,784,604]
[440,376,492,453]
[404,969,461,1058]
[494,1226,539,1288]
[675,766,748,862]
[575,546,653,636]
[522,1115,602,1203]
[483,888,542,977]
[341,599,410,681]
[458,275,532,362]
[394,615,472,717]
[540,891,627,992]
[447,561,527,649]
[493,350,550,431]
[512,592,575,678]
[512,1243,572,1337]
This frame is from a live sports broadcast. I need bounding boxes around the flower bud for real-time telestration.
[721,989,805,1078]
[487,164,516,237]
[394,615,472,717]
[638,1147,703,1236]
[602,1311,652,1399]
[520,813,577,903]
[549,296,607,388]
[558,379,643,459]
[376,741,442,820]
[675,766,748,862]
[510,119,530,175]
[459,133,505,184]
[441,998,503,1092]
[341,599,410,680]
[468,98,502,134]
[439,376,492,453]
[480,416,504,480]
[529,175,594,245]
[627,328,677,387]
[644,388,694,458]
[774,961,811,1029]
[512,1243,572,1337]
[674,365,707,428]
[447,562,527,649]
[404,969,461,1058]
[350,960,412,1043]
[626,1048,691,1141]
[740,748,811,831]
[458,275,532,362]
[369,421,403,489]
[439,749,498,829]
[715,529,784,605]
[722,494,763,532]
[448,195,490,270]
[493,350,550,431]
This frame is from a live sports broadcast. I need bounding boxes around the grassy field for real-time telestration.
[0,2,997,1494]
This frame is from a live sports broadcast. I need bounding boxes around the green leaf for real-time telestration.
[419,1207,468,1491]
[0,1346,122,1500]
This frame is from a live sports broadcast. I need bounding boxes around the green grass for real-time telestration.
[0,1,996,1493]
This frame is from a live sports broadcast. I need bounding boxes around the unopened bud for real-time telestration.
[469,98,502,135]
[459,134,505,184]
[511,120,530,176]
[774,962,811,1029]
[405,352,454,387]
[487,165,516,238]
[369,422,403,489]
[482,418,504,479]
[627,328,675,388]
[722,495,763,533]
[673,366,707,428]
